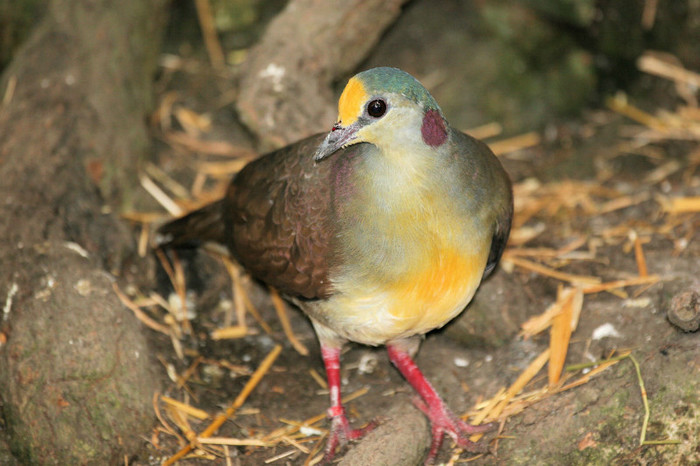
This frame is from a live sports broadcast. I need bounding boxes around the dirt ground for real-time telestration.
[126,27,700,466]
[110,2,700,465]
[130,109,700,465]
[0,2,698,465]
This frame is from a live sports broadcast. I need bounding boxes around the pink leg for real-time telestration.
[320,345,374,464]
[387,344,494,464]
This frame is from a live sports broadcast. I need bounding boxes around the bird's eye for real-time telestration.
[367,99,387,118]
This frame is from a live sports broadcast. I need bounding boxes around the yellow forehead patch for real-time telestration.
[337,77,368,126]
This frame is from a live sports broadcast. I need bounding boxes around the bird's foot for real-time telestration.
[320,405,376,464]
[413,396,495,465]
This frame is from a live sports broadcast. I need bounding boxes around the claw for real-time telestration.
[411,393,494,463]
[320,406,375,465]
[388,344,494,465]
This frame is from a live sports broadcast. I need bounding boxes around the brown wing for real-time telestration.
[224,134,334,300]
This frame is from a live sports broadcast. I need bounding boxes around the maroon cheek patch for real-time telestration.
[421,109,447,147]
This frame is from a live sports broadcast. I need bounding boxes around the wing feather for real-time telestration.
[224,134,334,299]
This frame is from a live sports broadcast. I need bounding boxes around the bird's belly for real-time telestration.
[322,247,485,346]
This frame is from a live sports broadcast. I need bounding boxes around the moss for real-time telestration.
[2,405,34,465]
[477,2,596,131]
[0,0,48,68]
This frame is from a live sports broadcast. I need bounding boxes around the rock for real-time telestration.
[340,401,429,466]
[0,243,161,464]
[667,289,700,332]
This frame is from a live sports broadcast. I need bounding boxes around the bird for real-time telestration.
[157,66,513,464]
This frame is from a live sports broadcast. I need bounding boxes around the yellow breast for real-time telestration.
[317,146,490,345]
[386,245,482,331]
[321,235,487,346]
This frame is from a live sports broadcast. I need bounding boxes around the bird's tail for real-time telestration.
[155,200,227,249]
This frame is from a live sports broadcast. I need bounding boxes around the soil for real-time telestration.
[128,42,699,466]
[1,1,698,465]
[124,2,699,464]
[131,118,700,465]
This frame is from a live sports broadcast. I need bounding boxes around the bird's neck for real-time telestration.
[350,143,438,216]
[329,140,465,272]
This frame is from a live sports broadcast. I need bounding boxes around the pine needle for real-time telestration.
[163,344,283,465]
[270,287,309,356]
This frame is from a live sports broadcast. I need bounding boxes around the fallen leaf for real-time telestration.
[578,432,597,450]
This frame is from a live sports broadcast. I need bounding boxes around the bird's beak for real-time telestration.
[314,121,360,161]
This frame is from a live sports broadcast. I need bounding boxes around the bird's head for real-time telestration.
[314,67,448,161]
